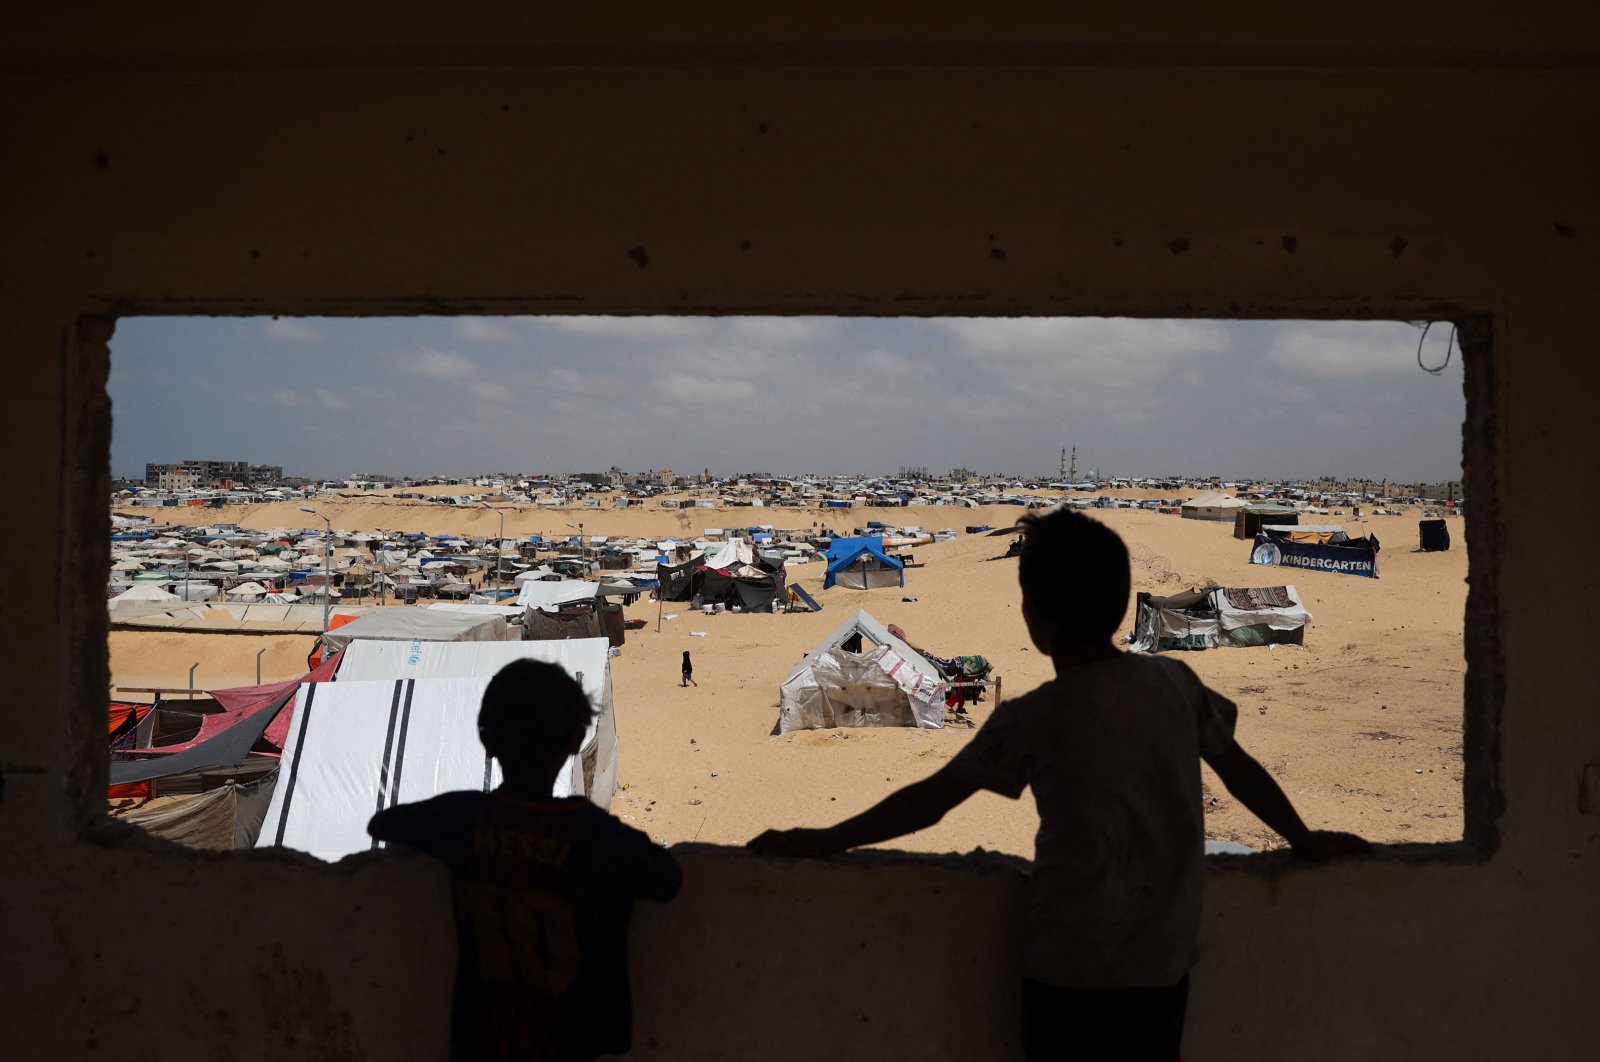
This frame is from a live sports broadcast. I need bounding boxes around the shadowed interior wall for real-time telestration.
[3,5,1598,1058]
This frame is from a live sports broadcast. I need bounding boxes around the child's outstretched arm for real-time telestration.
[750,763,980,858]
[1203,740,1370,860]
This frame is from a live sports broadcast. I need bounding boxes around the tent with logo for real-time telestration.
[777,609,948,732]
[258,638,618,861]
[1130,584,1311,653]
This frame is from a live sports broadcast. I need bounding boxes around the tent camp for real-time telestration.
[777,609,948,733]
[1130,585,1311,652]
[261,638,618,862]
[823,536,905,590]
[1180,491,1245,521]
[318,608,518,651]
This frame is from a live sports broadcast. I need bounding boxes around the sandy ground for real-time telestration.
[108,501,1467,856]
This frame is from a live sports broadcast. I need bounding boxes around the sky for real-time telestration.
[108,316,1465,483]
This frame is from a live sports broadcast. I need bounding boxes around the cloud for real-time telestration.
[271,389,301,405]
[409,348,479,379]
[314,387,350,411]
[1261,322,1421,377]
[264,318,320,342]
[457,318,521,344]
[547,316,720,342]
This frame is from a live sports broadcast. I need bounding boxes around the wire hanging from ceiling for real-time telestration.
[1413,320,1456,375]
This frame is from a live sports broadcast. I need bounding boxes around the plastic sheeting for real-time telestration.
[1130,585,1311,653]
[320,608,517,650]
[259,667,616,861]
[778,610,947,733]
[516,579,600,609]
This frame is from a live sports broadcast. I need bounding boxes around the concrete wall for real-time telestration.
[3,5,1598,1058]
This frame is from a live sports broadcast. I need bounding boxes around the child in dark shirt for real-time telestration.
[371,660,681,1061]
[752,508,1367,1060]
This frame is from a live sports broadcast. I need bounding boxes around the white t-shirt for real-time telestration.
[948,653,1237,989]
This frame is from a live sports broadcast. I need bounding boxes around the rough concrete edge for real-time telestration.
[63,316,114,837]
[1457,314,1505,855]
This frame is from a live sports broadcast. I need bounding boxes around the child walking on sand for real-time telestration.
[370,660,681,1061]
[681,650,697,687]
[751,508,1366,1060]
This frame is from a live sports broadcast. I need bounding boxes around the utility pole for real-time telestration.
[300,506,333,633]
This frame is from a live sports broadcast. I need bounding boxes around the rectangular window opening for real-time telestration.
[91,314,1487,861]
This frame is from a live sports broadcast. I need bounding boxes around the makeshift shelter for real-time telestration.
[1419,519,1451,552]
[823,538,905,590]
[1180,491,1245,521]
[1131,585,1312,652]
[263,638,618,861]
[777,609,948,733]
[108,653,344,786]
[516,579,600,610]
[318,608,518,651]
[1234,504,1300,540]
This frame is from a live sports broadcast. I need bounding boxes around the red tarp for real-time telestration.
[109,701,154,798]
[120,650,343,757]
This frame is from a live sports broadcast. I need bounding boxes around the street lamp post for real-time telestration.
[300,506,333,633]
[481,502,505,598]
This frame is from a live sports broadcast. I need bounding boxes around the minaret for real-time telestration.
[1069,447,1078,482]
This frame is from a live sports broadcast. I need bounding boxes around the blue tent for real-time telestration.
[824,540,904,590]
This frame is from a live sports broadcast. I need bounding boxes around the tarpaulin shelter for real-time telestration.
[1419,519,1451,552]
[262,638,617,861]
[1131,585,1311,653]
[108,653,343,786]
[515,579,600,610]
[777,609,947,733]
[318,608,518,651]
[823,539,904,590]
[655,555,701,601]
[1234,504,1300,540]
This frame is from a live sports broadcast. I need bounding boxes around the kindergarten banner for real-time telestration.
[1250,533,1379,579]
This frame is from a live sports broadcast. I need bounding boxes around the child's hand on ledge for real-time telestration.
[749,828,840,859]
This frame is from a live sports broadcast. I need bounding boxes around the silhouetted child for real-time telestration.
[751,508,1366,1060]
[370,660,681,1061]
[681,650,696,687]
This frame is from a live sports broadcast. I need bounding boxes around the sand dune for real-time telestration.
[108,502,1466,856]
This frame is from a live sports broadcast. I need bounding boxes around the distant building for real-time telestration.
[144,460,288,488]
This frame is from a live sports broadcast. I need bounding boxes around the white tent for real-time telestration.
[1180,491,1245,521]
[226,581,268,601]
[320,608,517,650]
[109,583,179,608]
[516,579,600,610]
[254,637,620,862]
[777,609,948,733]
